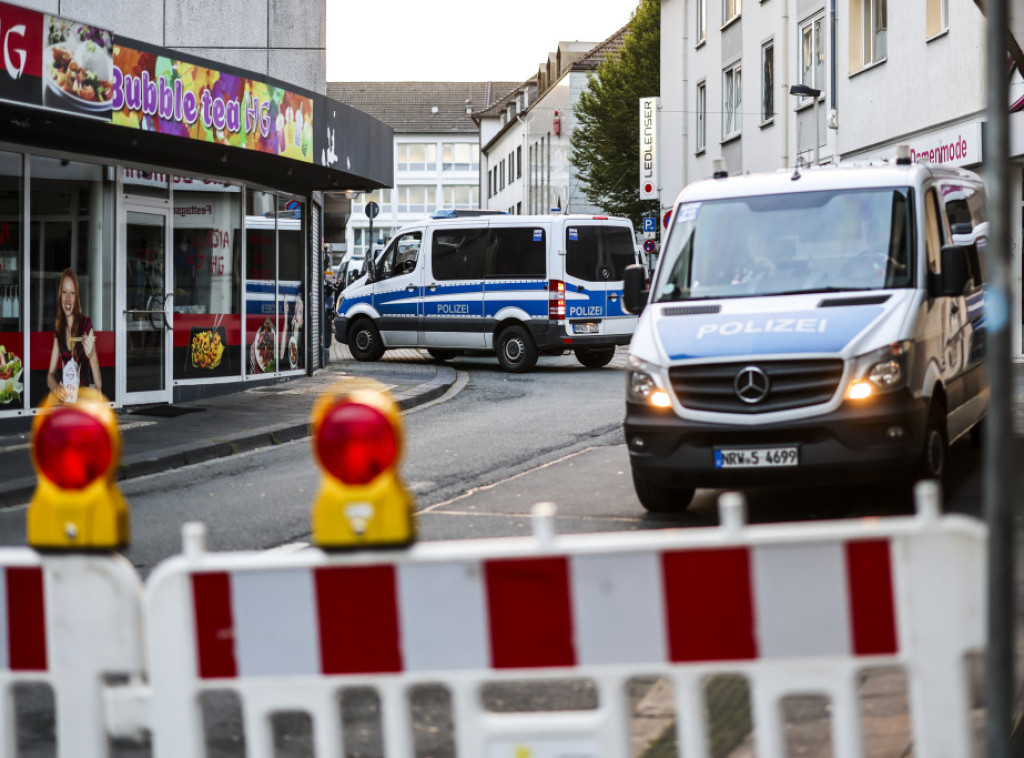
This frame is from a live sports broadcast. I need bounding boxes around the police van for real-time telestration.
[335,212,641,371]
[622,152,988,511]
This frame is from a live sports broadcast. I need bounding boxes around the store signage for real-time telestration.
[853,122,982,168]
[640,96,659,200]
[111,45,314,163]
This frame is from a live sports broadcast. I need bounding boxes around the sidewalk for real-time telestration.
[0,345,457,509]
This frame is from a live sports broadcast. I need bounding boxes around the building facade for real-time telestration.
[325,82,517,261]
[477,32,628,217]
[0,0,392,427]
[659,0,1023,358]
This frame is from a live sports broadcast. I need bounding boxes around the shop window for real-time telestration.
[28,156,114,408]
[0,151,22,411]
[171,176,242,381]
[244,190,306,377]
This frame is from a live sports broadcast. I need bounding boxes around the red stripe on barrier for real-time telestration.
[7,567,47,671]
[315,565,402,674]
[192,572,237,679]
[662,548,757,662]
[485,557,576,669]
[846,540,898,655]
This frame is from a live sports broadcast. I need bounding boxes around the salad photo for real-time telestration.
[252,318,276,373]
[0,345,23,404]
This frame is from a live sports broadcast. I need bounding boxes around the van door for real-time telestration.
[371,229,423,347]
[423,225,488,348]
[482,223,549,346]
[562,221,640,339]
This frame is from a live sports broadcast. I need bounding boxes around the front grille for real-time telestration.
[669,360,844,414]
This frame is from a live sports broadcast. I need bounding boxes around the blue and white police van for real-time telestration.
[622,152,988,511]
[334,211,641,372]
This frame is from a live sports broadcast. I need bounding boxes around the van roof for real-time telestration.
[418,213,634,226]
[675,162,983,204]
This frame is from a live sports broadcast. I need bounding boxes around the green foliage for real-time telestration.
[570,0,661,228]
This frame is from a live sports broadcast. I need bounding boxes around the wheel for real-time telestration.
[632,471,696,513]
[496,325,538,373]
[915,402,949,483]
[426,348,460,362]
[574,346,616,368]
[348,319,385,362]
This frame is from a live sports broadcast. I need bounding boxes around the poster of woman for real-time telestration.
[46,267,102,403]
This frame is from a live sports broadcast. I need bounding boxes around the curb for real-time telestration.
[0,366,458,510]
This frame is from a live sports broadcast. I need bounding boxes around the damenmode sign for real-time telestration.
[639,96,659,200]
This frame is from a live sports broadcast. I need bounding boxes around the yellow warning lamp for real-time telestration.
[310,386,414,549]
[27,387,129,550]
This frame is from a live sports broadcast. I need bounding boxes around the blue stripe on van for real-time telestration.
[656,306,885,359]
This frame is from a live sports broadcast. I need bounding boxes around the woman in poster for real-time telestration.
[46,268,102,402]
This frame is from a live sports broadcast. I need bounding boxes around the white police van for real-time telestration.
[335,211,641,372]
[622,153,988,511]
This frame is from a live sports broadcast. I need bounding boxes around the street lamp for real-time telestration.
[789,84,821,166]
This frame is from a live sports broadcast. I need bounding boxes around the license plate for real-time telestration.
[573,322,599,334]
[714,446,799,468]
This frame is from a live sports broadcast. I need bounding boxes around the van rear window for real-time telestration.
[566,226,637,282]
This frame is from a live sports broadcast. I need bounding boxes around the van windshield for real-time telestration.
[653,187,914,302]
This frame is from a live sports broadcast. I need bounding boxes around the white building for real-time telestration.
[659,0,1023,357]
[325,82,517,259]
[476,31,629,216]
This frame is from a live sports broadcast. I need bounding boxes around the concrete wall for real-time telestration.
[18,0,326,94]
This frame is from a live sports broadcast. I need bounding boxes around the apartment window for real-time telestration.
[926,0,948,38]
[724,0,741,24]
[850,0,886,70]
[442,142,479,171]
[722,63,741,139]
[516,146,522,179]
[800,14,825,100]
[761,40,774,124]
[397,143,437,171]
[396,185,434,214]
[357,189,391,211]
[696,80,707,153]
[442,185,478,208]
[697,0,706,43]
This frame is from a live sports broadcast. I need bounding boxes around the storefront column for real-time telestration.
[89,180,106,331]
[1014,167,1023,360]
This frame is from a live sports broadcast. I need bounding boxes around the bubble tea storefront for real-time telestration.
[0,2,392,424]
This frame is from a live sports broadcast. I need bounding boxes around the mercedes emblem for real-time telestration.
[734,366,770,404]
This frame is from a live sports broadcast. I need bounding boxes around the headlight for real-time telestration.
[846,341,913,400]
[627,356,672,408]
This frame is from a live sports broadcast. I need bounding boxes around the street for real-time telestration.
[0,348,987,574]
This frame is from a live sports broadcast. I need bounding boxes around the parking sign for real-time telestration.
[642,216,657,233]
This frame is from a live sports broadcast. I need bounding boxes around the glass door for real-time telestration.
[122,207,172,404]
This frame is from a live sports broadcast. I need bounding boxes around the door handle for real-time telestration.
[427,283,439,292]
[406,284,417,293]
[608,293,620,302]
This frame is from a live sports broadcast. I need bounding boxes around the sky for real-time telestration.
[326,0,640,82]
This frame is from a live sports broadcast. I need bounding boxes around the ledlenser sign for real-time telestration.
[640,96,659,200]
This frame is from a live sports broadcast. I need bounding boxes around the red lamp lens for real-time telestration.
[316,402,398,485]
[35,408,112,489]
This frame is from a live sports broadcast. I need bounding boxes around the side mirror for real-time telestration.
[623,264,649,315]
[929,244,971,298]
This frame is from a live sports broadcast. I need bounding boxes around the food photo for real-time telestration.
[44,17,115,115]
[0,345,23,404]
[252,318,276,373]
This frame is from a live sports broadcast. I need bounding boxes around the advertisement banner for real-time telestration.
[640,96,659,200]
[111,44,314,162]
[0,2,42,106]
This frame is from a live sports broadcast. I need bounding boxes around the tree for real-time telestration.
[570,0,660,228]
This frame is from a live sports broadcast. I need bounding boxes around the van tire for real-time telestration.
[915,402,948,483]
[632,471,696,513]
[574,346,616,368]
[348,319,385,362]
[496,326,538,373]
[426,349,460,362]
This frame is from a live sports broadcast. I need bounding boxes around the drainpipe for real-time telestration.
[829,0,838,162]
[681,0,689,191]
[781,3,789,167]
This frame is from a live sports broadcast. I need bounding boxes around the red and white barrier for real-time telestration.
[139,484,985,758]
[0,550,144,758]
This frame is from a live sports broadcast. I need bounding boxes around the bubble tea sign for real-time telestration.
[110,43,314,162]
